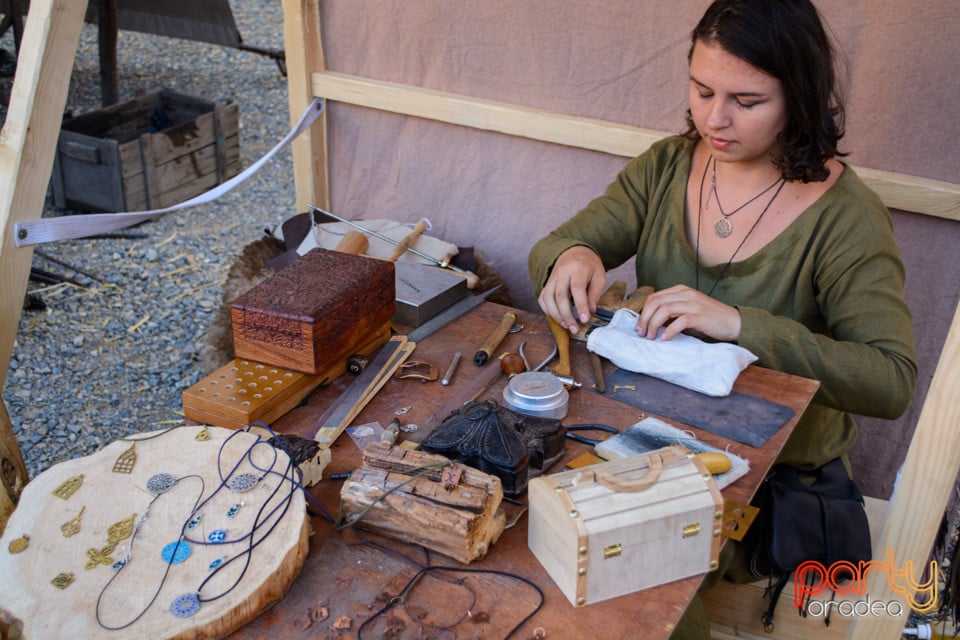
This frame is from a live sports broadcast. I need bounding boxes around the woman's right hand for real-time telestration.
[537,245,607,333]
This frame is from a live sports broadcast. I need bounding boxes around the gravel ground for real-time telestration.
[1,1,295,478]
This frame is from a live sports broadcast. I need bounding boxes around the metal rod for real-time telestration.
[307,204,469,274]
[441,352,462,386]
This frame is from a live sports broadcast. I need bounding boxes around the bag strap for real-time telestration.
[761,572,792,633]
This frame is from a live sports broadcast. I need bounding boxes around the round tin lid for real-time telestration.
[502,371,569,418]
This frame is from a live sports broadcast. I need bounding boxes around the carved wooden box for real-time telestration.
[231,248,395,374]
[527,446,723,606]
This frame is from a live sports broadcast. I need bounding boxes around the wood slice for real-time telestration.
[0,426,308,640]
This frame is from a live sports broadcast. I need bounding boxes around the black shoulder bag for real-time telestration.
[745,458,872,632]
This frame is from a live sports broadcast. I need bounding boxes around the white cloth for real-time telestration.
[289,219,459,266]
[586,308,757,397]
[595,416,750,490]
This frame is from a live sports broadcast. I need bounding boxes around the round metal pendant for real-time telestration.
[161,540,192,564]
[169,592,201,618]
[713,217,733,238]
[228,473,259,493]
[146,473,176,494]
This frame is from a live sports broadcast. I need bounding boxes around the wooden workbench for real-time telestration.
[226,301,818,640]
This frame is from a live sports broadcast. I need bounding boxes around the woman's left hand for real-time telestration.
[635,284,742,342]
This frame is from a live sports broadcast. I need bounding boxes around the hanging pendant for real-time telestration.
[51,572,75,589]
[61,506,86,538]
[112,442,137,473]
[186,513,202,531]
[86,544,117,570]
[226,503,243,519]
[8,535,29,554]
[714,217,733,238]
[169,593,201,618]
[52,475,84,500]
[146,473,176,494]
[161,540,192,564]
[107,514,137,545]
[228,473,259,493]
[208,529,228,544]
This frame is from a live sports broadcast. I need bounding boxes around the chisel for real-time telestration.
[474,311,517,366]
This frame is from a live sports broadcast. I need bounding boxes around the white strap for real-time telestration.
[14,98,326,247]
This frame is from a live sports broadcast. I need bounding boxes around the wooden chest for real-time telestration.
[231,248,395,374]
[527,445,723,607]
[50,88,240,212]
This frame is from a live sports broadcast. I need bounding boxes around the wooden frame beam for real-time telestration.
[0,0,90,533]
[312,70,960,221]
[282,0,329,213]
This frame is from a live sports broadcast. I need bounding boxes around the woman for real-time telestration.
[528,0,917,635]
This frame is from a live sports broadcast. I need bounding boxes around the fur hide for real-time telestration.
[199,234,285,375]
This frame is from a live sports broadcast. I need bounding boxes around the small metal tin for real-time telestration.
[502,371,569,419]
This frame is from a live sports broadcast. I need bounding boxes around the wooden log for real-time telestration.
[339,443,506,563]
[0,426,309,639]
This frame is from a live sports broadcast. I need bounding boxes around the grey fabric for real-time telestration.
[85,0,241,47]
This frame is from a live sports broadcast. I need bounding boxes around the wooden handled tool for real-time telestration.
[309,205,481,289]
[333,229,369,255]
[474,311,517,366]
[388,219,428,261]
[546,315,572,378]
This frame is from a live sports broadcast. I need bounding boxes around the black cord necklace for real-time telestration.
[695,155,787,297]
[706,154,784,238]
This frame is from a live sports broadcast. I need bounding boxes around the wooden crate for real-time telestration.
[50,88,241,212]
[528,445,723,607]
[231,248,396,374]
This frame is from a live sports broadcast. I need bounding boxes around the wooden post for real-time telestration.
[0,0,89,534]
[96,0,119,106]
[282,0,329,213]
[846,302,960,639]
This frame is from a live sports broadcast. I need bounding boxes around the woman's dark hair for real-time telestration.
[682,0,846,182]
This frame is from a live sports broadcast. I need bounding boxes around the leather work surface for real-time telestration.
[604,369,795,448]
[212,301,819,640]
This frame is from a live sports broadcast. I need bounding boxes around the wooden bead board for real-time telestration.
[0,426,308,640]
[182,359,324,430]
[182,323,391,430]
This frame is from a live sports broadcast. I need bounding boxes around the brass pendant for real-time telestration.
[61,506,86,538]
[113,442,137,474]
[107,514,137,545]
[51,572,75,589]
[8,535,29,553]
[195,425,211,441]
[52,475,84,500]
[714,217,733,238]
[85,543,117,570]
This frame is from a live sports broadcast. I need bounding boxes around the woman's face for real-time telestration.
[688,39,788,166]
